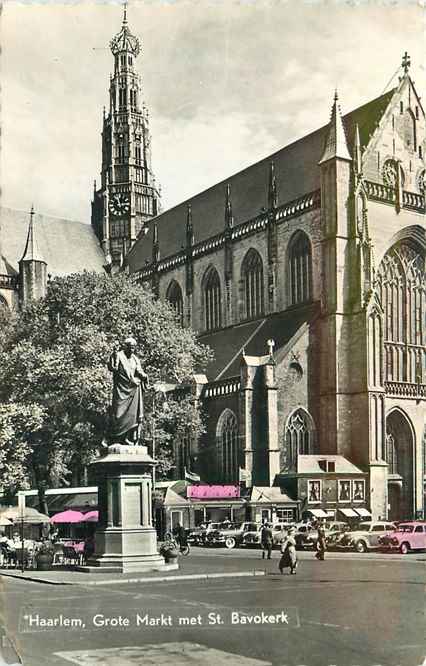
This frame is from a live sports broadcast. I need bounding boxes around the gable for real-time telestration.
[362,77,425,193]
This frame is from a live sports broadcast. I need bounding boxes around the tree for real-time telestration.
[0,272,212,500]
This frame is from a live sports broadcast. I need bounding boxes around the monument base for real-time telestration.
[87,444,178,574]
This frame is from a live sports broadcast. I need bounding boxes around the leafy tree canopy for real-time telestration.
[0,272,212,496]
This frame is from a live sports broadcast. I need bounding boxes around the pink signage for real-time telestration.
[187,485,240,499]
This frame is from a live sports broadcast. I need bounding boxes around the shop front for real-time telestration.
[246,487,299,524]
[278,455,370,523]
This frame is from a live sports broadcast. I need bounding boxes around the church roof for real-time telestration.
[0,207,105,277]
[125,89,395,272]
[199,302,319,381]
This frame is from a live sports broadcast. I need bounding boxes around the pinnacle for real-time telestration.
[319,91,352,164]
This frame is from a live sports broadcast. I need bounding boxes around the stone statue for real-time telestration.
[108,337,148,446]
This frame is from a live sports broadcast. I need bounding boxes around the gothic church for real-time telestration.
[1,12,424,523]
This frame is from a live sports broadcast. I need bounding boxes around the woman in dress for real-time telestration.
[278,527,297,575]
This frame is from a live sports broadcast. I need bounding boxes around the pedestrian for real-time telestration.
[173,523,187,548]
[279,527,297,574]
[315,521,327,561]
[83,535,95,563]
[260,523,273,560]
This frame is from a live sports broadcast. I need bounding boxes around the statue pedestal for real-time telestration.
[83,444,177,573]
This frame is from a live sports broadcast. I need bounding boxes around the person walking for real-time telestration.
[173,523,189,552]
[278,527,297,574]
[315,521,327,561]
[260,523,273,560]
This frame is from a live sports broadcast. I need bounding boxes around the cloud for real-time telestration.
[1,0,424,221]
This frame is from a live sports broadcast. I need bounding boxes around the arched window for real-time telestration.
[166,280,184,326]
[241,249,264,320]
[284,409,315,469]
[404,109,417,152]
[216,410,239,483]
[288,232,312,306]
[203,267,221,331]
[376,242,425,383]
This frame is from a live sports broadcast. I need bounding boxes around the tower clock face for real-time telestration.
[109,193,130,216]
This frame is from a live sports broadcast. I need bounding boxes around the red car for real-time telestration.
[378,521,426,554]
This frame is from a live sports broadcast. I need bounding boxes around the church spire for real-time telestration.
[186,203,194,246]
[21,206,45,264]
[225,184,233,229]
[354,123,362,175]
[152,222,160,263]
[92,6,161,268]
[19,206,47,303]
[319,91,352,164]
[268,161,278,209]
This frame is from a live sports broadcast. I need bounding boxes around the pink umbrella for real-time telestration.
[50,510,85,524]
[81,511,99,523]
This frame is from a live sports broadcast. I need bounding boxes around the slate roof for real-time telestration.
[296,455,365,475]
[199,302,319,381]
[126,89,395,272]
[0,207,105,276]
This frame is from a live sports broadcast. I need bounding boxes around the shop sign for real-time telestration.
[187,485,240,499]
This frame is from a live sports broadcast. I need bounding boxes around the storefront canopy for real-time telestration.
[339,508,359,518]
[308,508,329,518]
[354,508,371,517]
[0,506,50,524]
[50,510,85,524]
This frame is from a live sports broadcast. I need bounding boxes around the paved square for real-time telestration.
[55,642,271,665]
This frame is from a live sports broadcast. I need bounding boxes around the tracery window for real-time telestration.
[203,267,221,331]
[376,242,425,384]
[166,280,184,326]
[216,410,239,483]
[285,409,315,469]
[288,232,312,306]
[241,249,264,319]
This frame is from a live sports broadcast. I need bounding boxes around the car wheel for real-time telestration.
[399,542,410,555]
[355,540,367,553]
[225,537,236,549]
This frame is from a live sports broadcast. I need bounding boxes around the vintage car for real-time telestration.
[242,523,294,548]
[378,522,426,554]
[206,522,260,549]
[296,521,348,550]
[187,523,222,546]
[334,521,396,552]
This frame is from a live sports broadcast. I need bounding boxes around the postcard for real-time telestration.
[0,1,425,665]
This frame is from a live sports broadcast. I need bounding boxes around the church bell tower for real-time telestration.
[91,6,161,268]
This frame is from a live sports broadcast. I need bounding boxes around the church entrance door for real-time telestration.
[386,410,414,521]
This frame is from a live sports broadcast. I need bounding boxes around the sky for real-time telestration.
[1,0,425,223]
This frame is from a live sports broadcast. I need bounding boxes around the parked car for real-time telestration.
[334,521,396,553]
[206,522,260,549]
[297,521,349,550]
[294,523,317,549]
[242,523,294,548]
[187,523,222,546]
[378,521,426,554]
